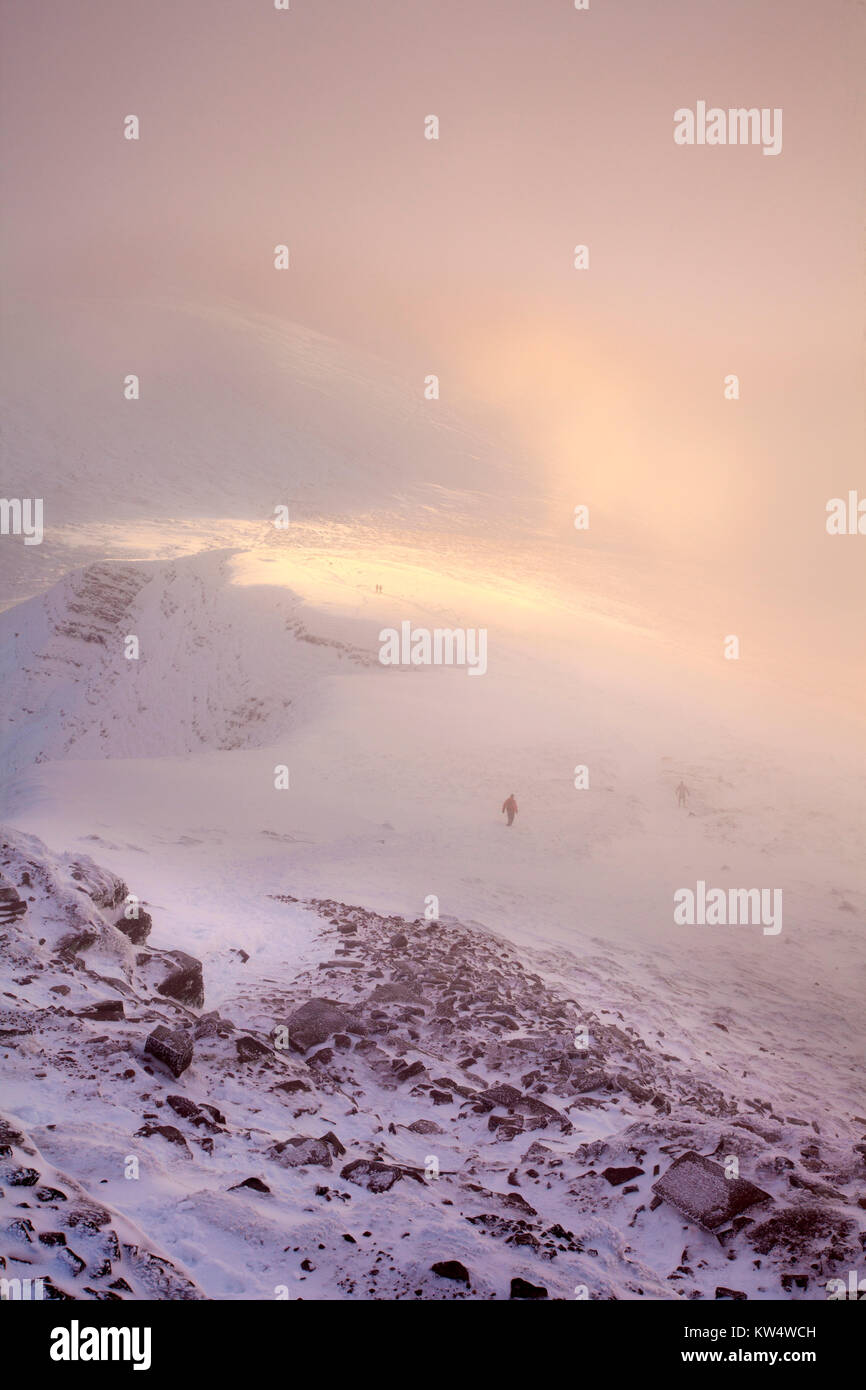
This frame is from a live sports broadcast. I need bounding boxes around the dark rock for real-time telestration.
[38,1231,67,1247]
[270,1137,333,1168]
[135,1123,190,1154]
[0,885,27,926]
[396,1060,425,1083]
[407,1119,442,1135]
[489,1115,524,1138]
[367,981,423,1005]
[144,1025,193,1078]
[341,1159,404,1192]
[652,1151,771,1231]
[157,952,204,1008]
[430,1090,453,1106]
[715,1287,748,1300]
[78,1000,125,1022]
[502,1192,537,1217]
[431,1260,469,1284]
[510,1277,548,1300]
[319,1131,346,1157]
[166,1095,200,1120]
[235,1036,271,1063]
[274,1080,310,1096]
[602,1165,645,1187]
[8,1167,40,1186]
[479,1084,522,1109]
[114,910,152,945]
[286,998,367,1052]
[229,1177,271,1193]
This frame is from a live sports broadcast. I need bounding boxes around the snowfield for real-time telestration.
[1,301,863,1301]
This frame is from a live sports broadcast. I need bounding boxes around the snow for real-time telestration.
[1,299,864,1301]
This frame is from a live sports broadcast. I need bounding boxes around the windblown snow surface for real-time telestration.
[1,302,864,1302]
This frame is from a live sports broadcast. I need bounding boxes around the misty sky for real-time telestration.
[2,0,863,702]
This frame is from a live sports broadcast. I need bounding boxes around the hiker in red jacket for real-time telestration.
[502,793,518,827]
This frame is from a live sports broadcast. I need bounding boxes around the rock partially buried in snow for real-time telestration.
[602,1165,645,1187]
[340,1159,404,1192]
[652,1150,772,1232]
[431,1259,470,1285]
[144,1025,194,1078]
[270,1136,333,1168]
[235,1035,272,1063]
[510,1276,548,1299]
[156,951,205,1008]
[77,1000,125,1022]
[285,997,367,1052]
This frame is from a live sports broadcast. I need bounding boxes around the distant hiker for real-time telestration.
[502,793,518,827]
[675,781,688,807]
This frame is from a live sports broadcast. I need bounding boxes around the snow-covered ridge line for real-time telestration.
[0,550,378,778]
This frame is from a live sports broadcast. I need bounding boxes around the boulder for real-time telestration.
[235,1036,271,1063]
[510,1277,548,1300]
[77,1000,125,1022]
[166,1095,200,1120]
[431,1260,470,1285]
[285,998,366,1052]
[652,1151,771,1231]
[478,1084,522,1109]
[156,952,204,1009]
[144,1025,193,1078]
[270,1136,333,1169]
[114,909,152,945]
[602,1165,645,1187]
[367,981,423,1006]
[340,1159,404,1193]
[396,1060,426,1084]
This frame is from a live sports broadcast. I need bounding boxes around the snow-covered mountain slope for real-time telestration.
[1,297,529,530]
[1,519,863,1301]
[0,547,380,776]
[2,827,863,1301]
